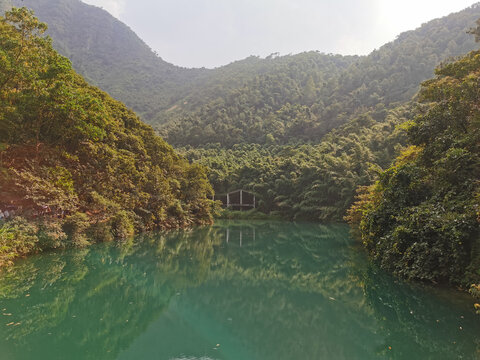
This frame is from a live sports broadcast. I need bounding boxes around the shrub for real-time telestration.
[37,220,68,250]
[0,218,38,266]
[87,222,114,243]
[110,210,135,240]
[63,213,91,247]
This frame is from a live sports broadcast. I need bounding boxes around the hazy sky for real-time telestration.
[82,0,477,68]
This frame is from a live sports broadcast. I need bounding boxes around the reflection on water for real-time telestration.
[0,221,478,360]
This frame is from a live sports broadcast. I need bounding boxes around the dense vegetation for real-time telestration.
[159,53,357,146]
[3,0,479,137]
[157,4,480,147]
[170,4,480,223]
[0,8,214,266]
[348,48,480,288]
[182,105,410,221]
[3,0,480,225]
[1,0,479,301]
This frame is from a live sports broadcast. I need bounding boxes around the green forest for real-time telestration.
[181,104,410,221]
[0,8,214,266]
[348,45,480,290]
[5,0,480,134]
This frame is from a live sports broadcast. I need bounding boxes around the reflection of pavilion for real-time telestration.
[225,225,256,247]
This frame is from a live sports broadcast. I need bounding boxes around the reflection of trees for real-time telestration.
[178,221,380,360]
[0,221,478,360]
[211,221,367,302]
[180,221,480,360]
[0,226,223,360]
[362,266,480,359]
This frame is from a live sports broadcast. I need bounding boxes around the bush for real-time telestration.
[37,220,68,250]
[0,218,39,266]
[350,49,480,287]
[87,222,114,243]
[110,210,135,240]
[471,284,480,314]
[63,213,91,247]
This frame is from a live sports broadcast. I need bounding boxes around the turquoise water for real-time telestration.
[0,220,478,360]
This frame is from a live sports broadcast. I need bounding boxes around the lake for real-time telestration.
[0,220,478,360]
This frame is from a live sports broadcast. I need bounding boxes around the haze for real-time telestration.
[83,0,476,68]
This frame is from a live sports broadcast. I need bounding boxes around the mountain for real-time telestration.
[156,3,480,147]
[4,0,207,118]
[3,0,480,223]
[4,1,480,146]
[1,1,479,290]
[0,8,214,265]
[160,52,359,147]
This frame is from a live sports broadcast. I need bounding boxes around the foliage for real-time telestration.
[4,0,480,226]
[62,212,90,247]
[182,105,409,221]
[0,218,38,266]
[155,4,480,147]
[471,284,480,314]
[158,54,357,147]
[1,1,480,295]
[468,17,480,43]
[4,0,480,143]
[157,4,480,222]
[350,49,480,286]
[0,8,214,263]
[4,0,208,119]
[110,210,136,239]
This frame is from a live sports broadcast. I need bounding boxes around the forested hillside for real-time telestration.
[1,0,207,118]
[162,52,357,147]
[348,47,480,288]
[0,8,214,266]
[3,0,480,140]
[174,4,480,223]
[1,1,479,303]
[5,0,480,225]
[158,4,480,147]
[183,104,410,220]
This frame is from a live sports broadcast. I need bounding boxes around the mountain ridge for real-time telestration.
[156,2,480,147]
[4,0,480,134]
[5,0,209,118]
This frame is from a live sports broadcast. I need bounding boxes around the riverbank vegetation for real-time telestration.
[0,8,214,266]
[217,208,282,221]
[348,48,480,288]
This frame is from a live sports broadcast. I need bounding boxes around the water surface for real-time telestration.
[0,220,479,360]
